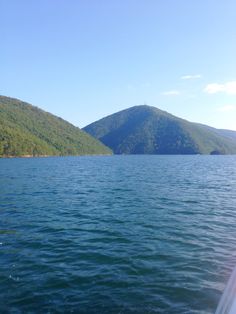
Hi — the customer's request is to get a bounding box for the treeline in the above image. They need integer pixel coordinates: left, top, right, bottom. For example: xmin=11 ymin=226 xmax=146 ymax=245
xmin=0 ymin=96 xmax=111 ymax=157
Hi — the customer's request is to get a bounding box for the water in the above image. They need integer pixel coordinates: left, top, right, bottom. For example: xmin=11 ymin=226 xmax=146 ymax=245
xmin=1 ymin=155 xmax=236 ymax=314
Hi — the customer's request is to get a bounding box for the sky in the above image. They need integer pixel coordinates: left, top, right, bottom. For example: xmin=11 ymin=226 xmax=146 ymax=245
xmin=1 ymin=0 xmax=236 ymax=130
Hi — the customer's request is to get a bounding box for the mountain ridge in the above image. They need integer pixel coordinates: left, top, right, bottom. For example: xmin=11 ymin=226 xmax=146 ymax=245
xmin=83 ymin=105 xmax=236 ymax=155
xmin=0 ymin=95 xmax=112 ymax=157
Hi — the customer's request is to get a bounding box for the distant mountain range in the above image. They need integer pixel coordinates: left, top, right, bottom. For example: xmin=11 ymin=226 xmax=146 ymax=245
xmin=84 ymin=105 xmax=236 ymax=155
xmin=0 ymin=96 xmax=111 ymax=157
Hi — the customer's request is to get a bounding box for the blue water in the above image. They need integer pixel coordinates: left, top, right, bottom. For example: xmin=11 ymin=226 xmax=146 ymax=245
xmin=1 ymin=155 xmax=236 ymax=313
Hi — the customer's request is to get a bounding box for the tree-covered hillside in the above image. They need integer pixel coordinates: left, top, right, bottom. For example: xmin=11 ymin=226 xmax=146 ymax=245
xmin=84 ymin=105 xmax=236 ymax=155
xmin=0 ymin=96 xmax=112 ymax=157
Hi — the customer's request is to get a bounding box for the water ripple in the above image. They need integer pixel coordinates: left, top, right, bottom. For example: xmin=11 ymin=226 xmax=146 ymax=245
xmin=1 ymin=155 xmax=236 ymax=313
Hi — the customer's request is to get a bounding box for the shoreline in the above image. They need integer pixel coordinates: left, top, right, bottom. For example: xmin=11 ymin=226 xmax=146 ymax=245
xmin=0 ymin=154 xmax=112 ymax=158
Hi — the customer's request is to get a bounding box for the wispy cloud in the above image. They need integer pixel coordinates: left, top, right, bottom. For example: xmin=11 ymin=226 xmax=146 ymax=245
xmin=217 ymin=105 xmax=236 ymax=112
xmin=204 ymin=81 xmax=236 ymax=95
xmin=181 ymin=74 xmax=202 ymax=80
xmin=161 ymin=90 xmax=180 ymax=96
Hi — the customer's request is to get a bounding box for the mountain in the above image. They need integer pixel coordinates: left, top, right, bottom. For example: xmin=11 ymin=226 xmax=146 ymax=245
xmin=0 ymin=96 xmax=112 ymax=157
xmin=212 ymin=129 xmax=236 ymax=142
xmin=83 ymin=105 xmax=236 ymax=155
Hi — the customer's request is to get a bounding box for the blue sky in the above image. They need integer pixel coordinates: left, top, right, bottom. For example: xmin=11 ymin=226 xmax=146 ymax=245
xmin=1 ymin=0 xmax=236 ymax=129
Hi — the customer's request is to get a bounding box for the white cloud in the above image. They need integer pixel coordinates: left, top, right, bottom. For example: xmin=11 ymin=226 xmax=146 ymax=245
xmin=162 ymin=90 xmax=180 ymax=96
xmin=204 ymin=83 xmax=224 ymax=94
xmin=204 ymin=81 xmax=236 ymax=95
xmin=217 ymin=105 xmax=236 ymax=112
xmin=181 ymin=74 xmax=202 ymax=80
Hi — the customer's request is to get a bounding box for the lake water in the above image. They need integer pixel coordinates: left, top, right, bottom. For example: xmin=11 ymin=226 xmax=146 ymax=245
xmin=1 ymin=155 xmax=236 ymax=313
